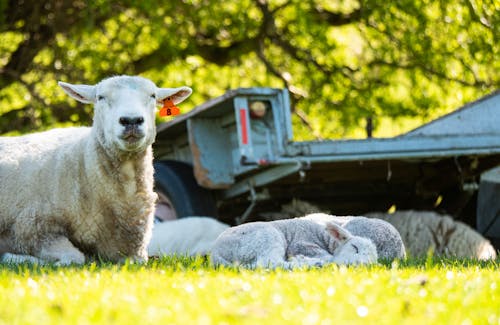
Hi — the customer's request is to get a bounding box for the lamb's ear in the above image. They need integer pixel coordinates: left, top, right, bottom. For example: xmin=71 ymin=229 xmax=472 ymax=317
xmin=156 ymin=86 xmax=192 ymax=105
xmin=58 ymin=81 xmax=96 ymax=104
xmin=325 ymin=222 xmax=352 ymax=242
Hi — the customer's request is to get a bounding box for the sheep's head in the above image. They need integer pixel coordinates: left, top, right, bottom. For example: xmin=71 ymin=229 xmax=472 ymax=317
xmin=59 ymin=76 xmax=192 ymax=153
xmin=325 ymin=222 xmax=378 ymax=265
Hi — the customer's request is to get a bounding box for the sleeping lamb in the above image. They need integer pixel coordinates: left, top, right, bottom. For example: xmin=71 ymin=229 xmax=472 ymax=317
xmin=260 ymin=200 xmax=406 ymax=261
xmin=0 ymin=75 xmax=192 ymax=265
xmin=211 ymin=218 xmax=378 ymax=269
xmin=302 ymin=213 xmax=406 ymax=260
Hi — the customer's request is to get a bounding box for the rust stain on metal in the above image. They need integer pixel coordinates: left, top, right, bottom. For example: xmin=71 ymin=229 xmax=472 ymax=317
xmin=189 ymin=128 xmax=231 ymax=190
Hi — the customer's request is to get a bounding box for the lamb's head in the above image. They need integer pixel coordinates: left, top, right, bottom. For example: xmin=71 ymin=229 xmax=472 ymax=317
xmin=325 ymin=222 xmax=378 ymax=265
xmin=58 ymin=76 xmax=192 ymax=153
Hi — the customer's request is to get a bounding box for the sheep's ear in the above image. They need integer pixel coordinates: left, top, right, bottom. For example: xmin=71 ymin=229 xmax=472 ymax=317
xmin=156 ymin=86 xmax=192 ymax=105
xmin=325 ymin=222 xmax=351 ymax=242
xmin=58 ymin=81 xmax=96 ymax=104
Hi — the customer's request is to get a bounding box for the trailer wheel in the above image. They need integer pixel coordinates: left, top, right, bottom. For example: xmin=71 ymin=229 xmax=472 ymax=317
xmin=154 ymin=160 xmax=218 ymax=219
xmin=477 ymin=167 xmax=500 ymax=249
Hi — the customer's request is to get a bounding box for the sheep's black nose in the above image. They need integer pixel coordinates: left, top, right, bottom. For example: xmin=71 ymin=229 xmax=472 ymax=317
xmin=119 ymin=117 xmax=144 ymax=126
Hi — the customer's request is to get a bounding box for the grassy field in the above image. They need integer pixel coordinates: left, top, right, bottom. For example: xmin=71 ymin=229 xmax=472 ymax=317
xmin=0 ymin=257 xmax=498 ymax=325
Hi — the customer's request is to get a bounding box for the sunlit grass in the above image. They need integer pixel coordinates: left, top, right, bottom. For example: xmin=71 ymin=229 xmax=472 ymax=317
xmin=0 ymin=257 xmax=498 ymax=324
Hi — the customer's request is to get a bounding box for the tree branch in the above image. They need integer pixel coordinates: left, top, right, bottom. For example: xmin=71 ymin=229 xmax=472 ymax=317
xmin=365 ymin=22 xmax=494 ymax=88
xmin=312 ymin=6 xmax=363 ymax=26
xmin=0 ymin=106 xmax=35 ymax=134
xmin=0 ymin=26 xmax=55 ymax=89
xmin=256 ymin=39 xmax=322 ymax=140
xmin=465 ymin=0 xmax=493 ymax=30
xmin=370 ymin=59 xmax=492 ymax=88
xmin=132 ymin=34 xmax=260 ymax=73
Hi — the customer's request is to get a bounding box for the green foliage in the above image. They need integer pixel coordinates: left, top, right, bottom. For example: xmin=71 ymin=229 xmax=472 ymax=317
xmin=0 ymin=256 xmax=499 ymax=324
xmin=0 ymin=0 xmax=498 ymax=138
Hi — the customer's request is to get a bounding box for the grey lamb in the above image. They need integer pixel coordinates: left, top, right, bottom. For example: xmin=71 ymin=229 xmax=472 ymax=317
xmin=302 ymin=213 xmax=406 ymax=260
xmin=211 ymin=218 xmax=378 ymax=269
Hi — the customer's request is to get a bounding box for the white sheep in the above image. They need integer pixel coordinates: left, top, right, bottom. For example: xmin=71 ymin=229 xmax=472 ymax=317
xmin=366 ymin=210 xmax=497 ymax=260
xmin=3 ymin=216 xmax=228 ymax=264
xmin=210 ymin=218 xmax=378 ymax=269
xmin=0 ymin=75 xmax=192 ymax=265
xmin=148 ymin=217 xmax=229 ymax=257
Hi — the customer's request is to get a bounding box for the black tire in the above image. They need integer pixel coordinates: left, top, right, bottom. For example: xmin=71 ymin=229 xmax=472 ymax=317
xmin=154 ymin=160 xmax=218 ymax=218
xmin=477 ymin=178 xmax=500 ymax=248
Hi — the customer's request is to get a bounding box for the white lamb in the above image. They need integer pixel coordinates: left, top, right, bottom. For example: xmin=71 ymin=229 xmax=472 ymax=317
xmin=211 ymin=219 xmax=378 ymax=269
xmin=366 ymin=210 xmax=497 ymax=260
xmin=148 ymin=217 xmax=229 ymax=257
xmin=0 ymin=75 xmax=192 ymax=265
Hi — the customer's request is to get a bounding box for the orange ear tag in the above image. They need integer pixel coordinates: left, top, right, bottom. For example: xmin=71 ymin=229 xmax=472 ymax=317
xmin=159 ymin=98 xmax=181 ymax=117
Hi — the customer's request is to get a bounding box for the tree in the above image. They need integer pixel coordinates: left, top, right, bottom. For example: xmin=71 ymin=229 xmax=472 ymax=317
xmin=0 ymin=0 xmax=498 ymax=138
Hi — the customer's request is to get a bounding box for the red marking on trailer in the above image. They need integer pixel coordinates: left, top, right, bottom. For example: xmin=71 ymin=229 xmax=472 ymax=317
xmin=240 ymin=108 xmax=249 ymax=145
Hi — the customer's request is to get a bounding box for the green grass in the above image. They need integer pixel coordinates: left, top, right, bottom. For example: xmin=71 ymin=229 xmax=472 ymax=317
xmin=0 ymin=257 xmax=499 ymax=325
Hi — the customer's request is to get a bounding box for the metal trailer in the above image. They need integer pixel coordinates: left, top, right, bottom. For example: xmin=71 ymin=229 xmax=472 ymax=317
xmin=152 ymin=88 xmax=500 ymax=246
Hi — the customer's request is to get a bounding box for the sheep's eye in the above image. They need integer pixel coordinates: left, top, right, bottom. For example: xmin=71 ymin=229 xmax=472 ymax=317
xmin=351 ymin=244 xmax=359 ymax=254
xmin=97 ymin=95 xmax=105 ymax=101
xmin=150 ymin=94 xmax=156 ymax=100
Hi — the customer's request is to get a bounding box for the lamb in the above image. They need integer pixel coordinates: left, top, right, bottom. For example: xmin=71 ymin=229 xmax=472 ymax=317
xmin=0 ymin=75 xmax=192 ymax=265
xmin=302 ymin=213 xmax=406 ymax=260
xmin=210 ymin=218 xmax=378 ymax=269
xmin=365 ymin=210 xmax=497 ymax=260
xmin=148 ymin=217 xmax=229 ymax=257
xmin=260 ymin=200 xmax=406 ymax=260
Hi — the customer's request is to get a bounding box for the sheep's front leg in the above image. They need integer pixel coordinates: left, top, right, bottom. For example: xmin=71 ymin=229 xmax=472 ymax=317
xmin=288 ymin=255 xmax=326 ymax=268
xmin=286 ymin=241 xmax=333 ymax=268
xmin=37 ymin=236 xmax=86 ymax=265
xmin=257 ymin=253 xmax=327 ymax=270
xmin=254 ymin=246 xmax=289 ymax=269
xmin=1 ymin=253 xmax=46 ymax=265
